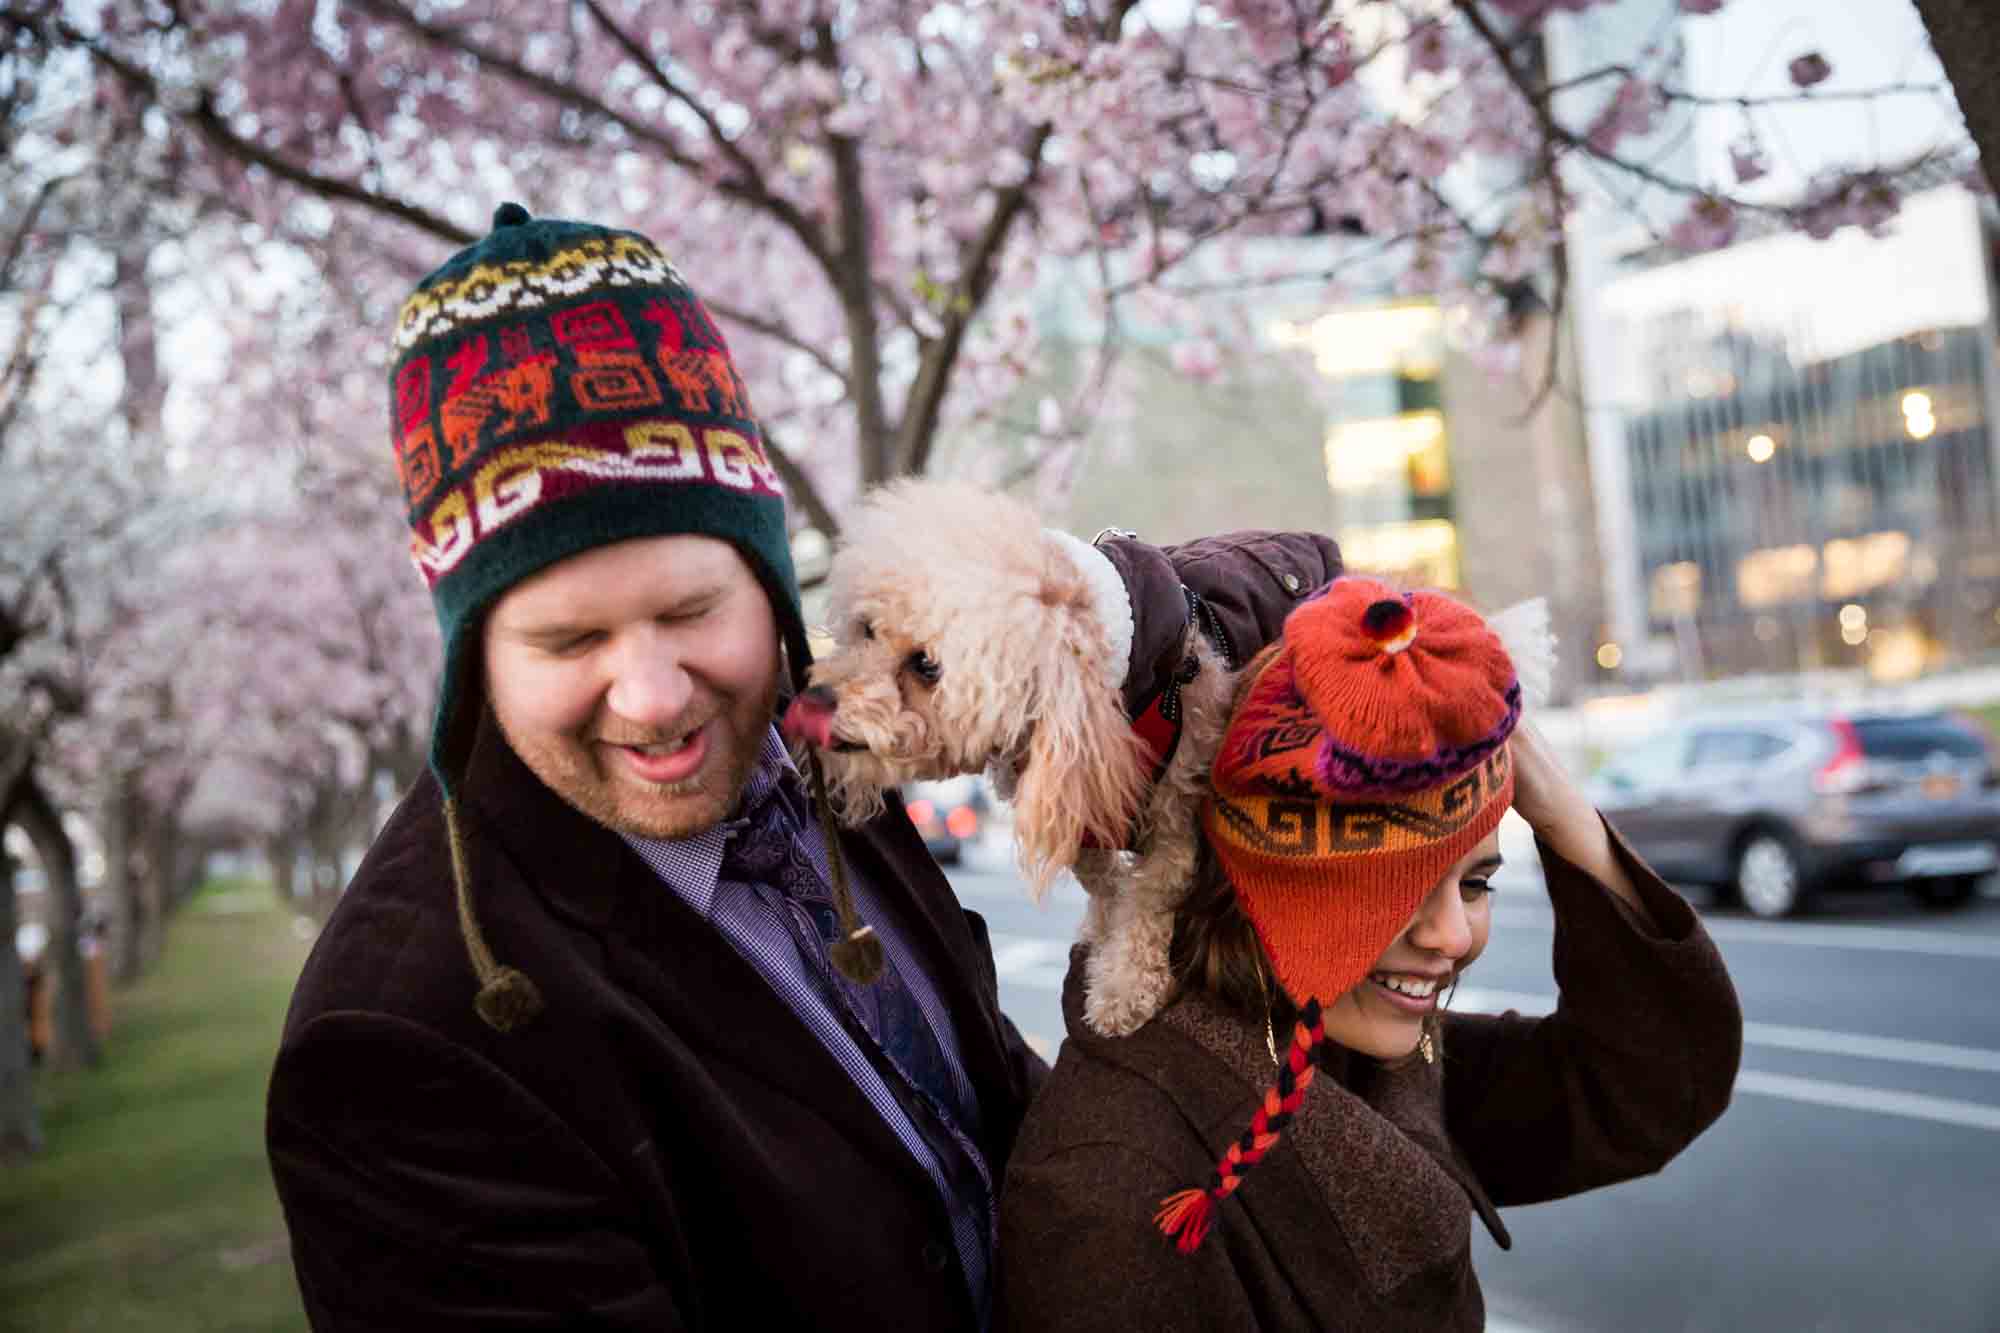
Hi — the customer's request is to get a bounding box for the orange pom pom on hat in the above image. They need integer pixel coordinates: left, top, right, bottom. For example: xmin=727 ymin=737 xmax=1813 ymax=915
xmin=1155 ymin=576 xmax=1521 ymax=1254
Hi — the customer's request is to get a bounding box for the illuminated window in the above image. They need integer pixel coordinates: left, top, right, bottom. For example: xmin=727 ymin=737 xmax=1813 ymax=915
xmin=1271 ymin=302 xmax=1443 ymax=380
xmin=1821 ymin=531 xmax=1910 ymax=600
xmin=1736 ymin=545 xmax=1818 ymax=608
xmin=1650 ymin=562 xmax=1702 ymax=618
xmin=1323 ymin=412 xmax=1448 ymax=494
xmin=1336 ymin=520 xmax=1461 ymax=589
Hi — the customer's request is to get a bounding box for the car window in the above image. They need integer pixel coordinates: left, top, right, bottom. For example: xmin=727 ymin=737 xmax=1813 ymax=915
xmin=1689 ymin=729 xmax=1761 ymax=770
xmin=1600 ymin=730 xmax=1687 ymax=787
xmin=1746 ymin=732 xmax=1792 ymax=760
xmin=1852 ymin=718 xmax=1987 ymax=763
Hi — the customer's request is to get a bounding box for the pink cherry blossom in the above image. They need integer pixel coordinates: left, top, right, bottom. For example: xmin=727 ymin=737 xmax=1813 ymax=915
xmin=1789 ymin=53 xmax=1833 ymax=89
xmin=1170 ymin=340 xmax=1223 ymax=383
xmin=1587 ymin=78 xmax=1664 ymax=155
xmin=1667 ymin=195 xmax=1738 ymax=252
xmin=1729 ymin=139 xmax=1770 ymax=185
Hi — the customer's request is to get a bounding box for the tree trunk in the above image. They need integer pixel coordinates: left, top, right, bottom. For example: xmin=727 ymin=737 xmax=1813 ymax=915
xmin=1914 ymin=0 xmax=2000 ymax=192
xmin=137 ymin=797 xmax=174 ymax=961
xmin=100 ymin=778 xmax=143 ymax=984
xmin=115 ymin=245 xmax=165 ymax=443
xmin=6 ymin=773 xmax=98 ymax=1071
xmin=266 ymin=834 xmax=299 ymax=907
xmin=0 ymin=837 xmax=43 ymax=1161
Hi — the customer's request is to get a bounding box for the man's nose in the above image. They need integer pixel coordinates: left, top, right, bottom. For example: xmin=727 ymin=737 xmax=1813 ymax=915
xmin=604 ymin=630 xmax=694 ymax=725
xmin=1407 ymin=882 xmax=1474 ymax=960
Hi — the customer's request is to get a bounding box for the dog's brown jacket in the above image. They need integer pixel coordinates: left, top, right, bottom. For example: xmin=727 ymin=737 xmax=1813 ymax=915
xmin=999 ymin=826 xmax=1742 ymax=1332
xmin=1095 ymin=530 xmax=1344 ymax=715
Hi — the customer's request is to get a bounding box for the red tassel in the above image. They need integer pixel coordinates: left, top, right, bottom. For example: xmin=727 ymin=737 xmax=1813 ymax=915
xmin=1155 ymin=1188 xmax=1217 ymax=1254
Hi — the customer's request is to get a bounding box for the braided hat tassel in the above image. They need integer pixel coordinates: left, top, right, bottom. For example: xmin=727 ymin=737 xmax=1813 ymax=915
xmin=445 ymin=796 xmax=545 ymax=1032
xmin=1155 ymin=999 xmax=1325 ymax=1254
xmin=804 ymin=746 xmax=885 ymax=984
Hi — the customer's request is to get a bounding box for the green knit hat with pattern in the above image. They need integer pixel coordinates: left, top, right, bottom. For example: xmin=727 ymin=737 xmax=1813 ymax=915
xmin=390 ymin=202 xmax=807 ymax=788
xmin=386 ymin=204 xmax=846 ymax=1031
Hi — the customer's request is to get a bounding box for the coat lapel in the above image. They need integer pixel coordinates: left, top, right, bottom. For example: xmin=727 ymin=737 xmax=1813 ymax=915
xmin=458 ymin=712 xmax=937 ymax=1191
xmin=1076 ymin=967 xmax=1507 ymax=1313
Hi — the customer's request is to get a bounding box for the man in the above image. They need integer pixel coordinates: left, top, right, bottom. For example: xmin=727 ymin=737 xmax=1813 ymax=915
xmin=267 ymin=204 xmax=1340 ymax=1330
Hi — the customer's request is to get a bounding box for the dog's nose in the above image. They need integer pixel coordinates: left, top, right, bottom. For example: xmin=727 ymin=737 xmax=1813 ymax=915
xmin=801 ymin=685 xmax=837 ymax=710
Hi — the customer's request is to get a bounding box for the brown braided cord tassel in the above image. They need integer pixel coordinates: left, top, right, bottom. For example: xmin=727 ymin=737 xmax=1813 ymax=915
xmin=445 ymin=797 xmax=545 ymax=1032
xmin=803 ymin=748 xmax=885 ymax=984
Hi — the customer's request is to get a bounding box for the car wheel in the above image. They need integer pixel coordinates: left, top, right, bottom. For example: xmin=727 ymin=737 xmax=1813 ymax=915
xmin=1735 ymin=833 xmax=1807 ymax=919
xmin=1910 ymin=875 xmax=1979 ymax=911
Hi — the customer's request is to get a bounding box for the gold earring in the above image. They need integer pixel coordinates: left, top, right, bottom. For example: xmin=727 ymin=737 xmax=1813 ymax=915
xmin=1254 ymin=952 xmax=1279 ymax=1071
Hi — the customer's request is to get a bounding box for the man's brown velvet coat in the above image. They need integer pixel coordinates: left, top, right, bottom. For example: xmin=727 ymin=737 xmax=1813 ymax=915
xmin=1000 ymin=828 xmax=1743 ymax=1332
xmin=267 ymin=530 xmax=1343 ymax=1332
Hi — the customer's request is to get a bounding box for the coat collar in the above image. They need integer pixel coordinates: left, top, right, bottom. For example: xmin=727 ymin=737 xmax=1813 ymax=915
xmin=458 ymin=705 xmax=1026 ymax=1134
xmin=1061 ymin=948 xmax=1509 ymax=1301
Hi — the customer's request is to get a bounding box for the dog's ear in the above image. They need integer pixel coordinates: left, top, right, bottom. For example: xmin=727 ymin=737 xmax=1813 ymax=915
xmin=1010 ymin=647 xmax=1150 ymax=899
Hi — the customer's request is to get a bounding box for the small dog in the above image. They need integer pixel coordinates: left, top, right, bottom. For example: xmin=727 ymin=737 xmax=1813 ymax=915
xmin=785 ymin=478 xmax=1557 ymax=1038
xmin=785 ymin=478 xmax=1236 ymax=1036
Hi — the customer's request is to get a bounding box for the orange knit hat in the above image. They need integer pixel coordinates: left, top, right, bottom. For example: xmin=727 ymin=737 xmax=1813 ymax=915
xmin=1204 ymin=576 xmax=1519 ymax=1011
xmin=1156 ymin=576 xmax=1519 ymax=1254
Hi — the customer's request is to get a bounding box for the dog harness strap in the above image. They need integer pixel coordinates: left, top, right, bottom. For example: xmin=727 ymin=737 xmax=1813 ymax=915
xmin=1083 ymin=585 xmax=1214 ymax=852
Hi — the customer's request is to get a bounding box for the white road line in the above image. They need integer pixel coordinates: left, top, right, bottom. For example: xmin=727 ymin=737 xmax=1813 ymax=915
xmin=1488 ymin=908 xmax=2000 ymax=961
xmin=988 ymin=932 xmax=1071 ymax=991
xmin=1484 ymin=1319 xmax=1546 ymax=1333
xmin=1733 ymin=1071 xmax=2000 ymax=1133
xmin=1001 ymin=974 xmax=2000 ymax=1132
xmin=1454 ymin=986 xmax=2000 ymax=1076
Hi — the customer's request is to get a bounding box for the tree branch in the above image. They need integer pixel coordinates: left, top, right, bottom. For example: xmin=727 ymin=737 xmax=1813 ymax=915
xmin=892 ymin=123 xmax=1051 ymax=478
xmin=571 ymin=0 xmax=838 ymax=273
xmin=705 ymin=298 xmax=850 ymax=389
xmin=1911 ymin=0 xmax=2000 ymax=192
xmin=761 ymin=427 xmax=841 ymax=540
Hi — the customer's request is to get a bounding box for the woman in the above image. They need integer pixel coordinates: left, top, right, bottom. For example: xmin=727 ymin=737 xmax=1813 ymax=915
xmin=999 ymin=577 xmax=1742 ymax=1331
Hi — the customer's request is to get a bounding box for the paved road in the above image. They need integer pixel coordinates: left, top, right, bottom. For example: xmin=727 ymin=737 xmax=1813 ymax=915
xmin=951 ymin=834 xmax=2000 ymax=1333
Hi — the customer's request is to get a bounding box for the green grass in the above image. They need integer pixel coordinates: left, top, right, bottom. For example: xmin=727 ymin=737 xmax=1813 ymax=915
xmin=0 ymin=879 xmax=313 ymax=1332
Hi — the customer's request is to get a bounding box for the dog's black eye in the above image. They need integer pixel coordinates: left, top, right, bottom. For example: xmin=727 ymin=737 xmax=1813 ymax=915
xmin=859 ymin=619 xmax=874 ymax=641
xmin=906 ymin=650 xmax=941 ymax=685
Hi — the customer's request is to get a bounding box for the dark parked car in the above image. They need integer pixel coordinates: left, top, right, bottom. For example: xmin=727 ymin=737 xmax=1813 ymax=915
xmin=902 ymin=775 xmax=987 ymax=865
xmin=1590 ymin=709 xmax=2000 ymax=917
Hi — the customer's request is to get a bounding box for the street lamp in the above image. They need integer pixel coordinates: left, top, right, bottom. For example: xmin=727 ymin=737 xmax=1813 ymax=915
xmin=1746 ymin=433 xmax=1776 ymax=463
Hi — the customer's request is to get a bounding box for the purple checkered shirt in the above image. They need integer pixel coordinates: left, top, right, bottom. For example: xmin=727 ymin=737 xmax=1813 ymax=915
xmin=620 ymin=728 xmax=992 ymax=1324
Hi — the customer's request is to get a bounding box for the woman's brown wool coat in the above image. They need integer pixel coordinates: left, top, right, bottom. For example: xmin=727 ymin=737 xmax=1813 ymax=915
xmin=1000 ymin=828 xmax=1744 ymax=1332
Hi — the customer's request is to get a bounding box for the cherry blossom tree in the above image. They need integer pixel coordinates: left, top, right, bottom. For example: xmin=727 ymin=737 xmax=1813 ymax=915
xmin=14 ymin=0 xmax=1976 ymax=537
xmin=1 ymin=0 xmax=1990 ymax=1157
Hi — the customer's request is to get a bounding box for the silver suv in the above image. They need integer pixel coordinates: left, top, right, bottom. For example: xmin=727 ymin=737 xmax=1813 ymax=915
xmin=1591 ymin=710 xmax=2000 ymax=918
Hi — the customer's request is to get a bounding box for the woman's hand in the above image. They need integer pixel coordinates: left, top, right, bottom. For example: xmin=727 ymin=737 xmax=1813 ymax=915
xmin=1509 ymin=721 xmax=1649 ymax=919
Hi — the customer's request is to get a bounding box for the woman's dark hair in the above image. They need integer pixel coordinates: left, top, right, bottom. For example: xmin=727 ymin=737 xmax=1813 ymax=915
xmin=1168 ymin=836 xmax=1298 ymax=1033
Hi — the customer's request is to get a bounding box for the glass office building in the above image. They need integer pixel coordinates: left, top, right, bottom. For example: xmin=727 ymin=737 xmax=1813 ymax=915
xmin=1599 ymin=187 xmax=2000 ymax=680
